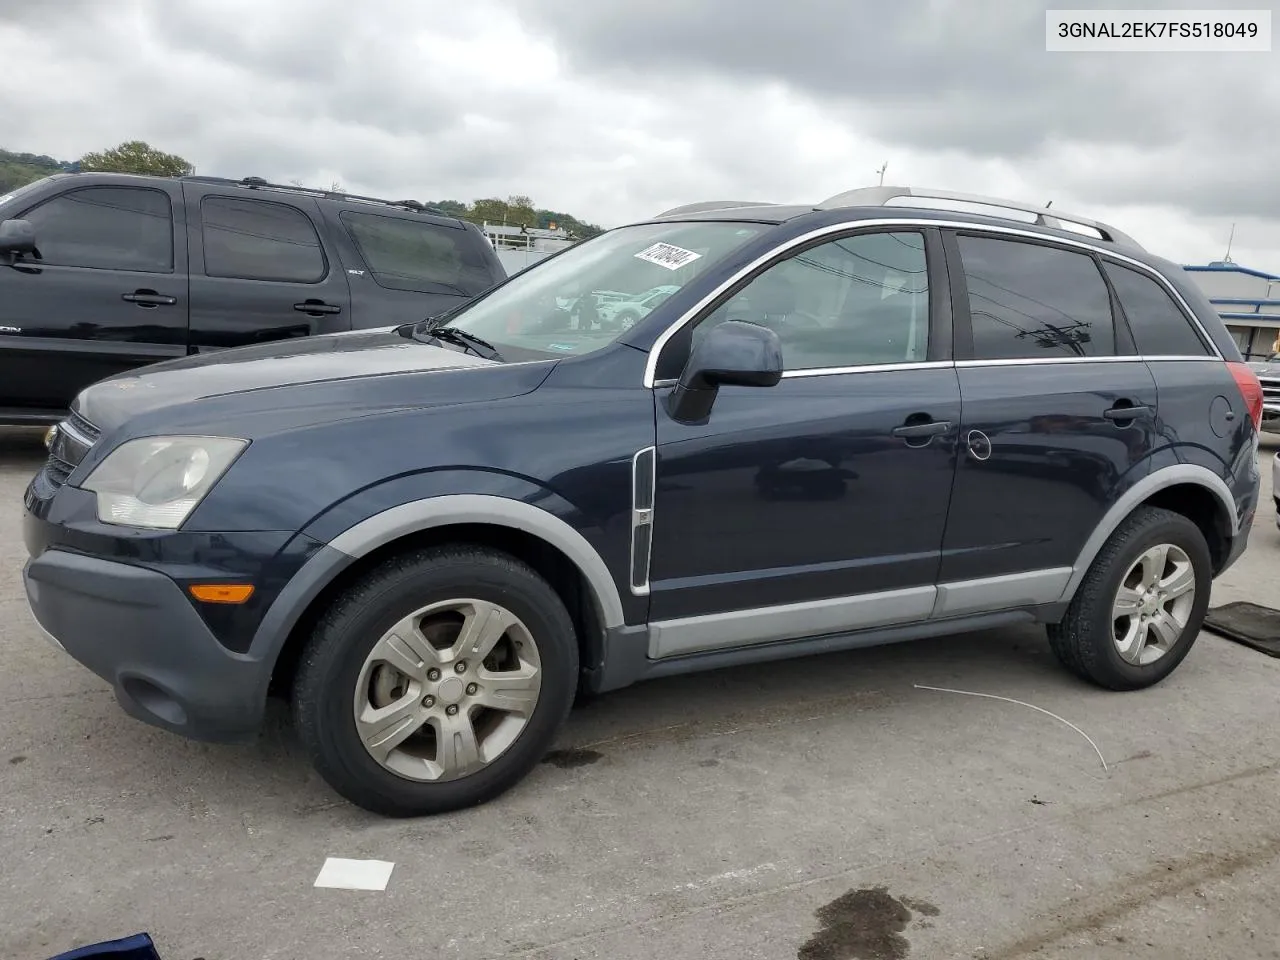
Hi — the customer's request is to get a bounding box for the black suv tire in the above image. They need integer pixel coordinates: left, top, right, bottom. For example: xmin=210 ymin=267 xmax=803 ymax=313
xmin=293 ymin=545 xmax=579 ymax=817
xmin=1047 ymin=506 xmax=1212 ymax=691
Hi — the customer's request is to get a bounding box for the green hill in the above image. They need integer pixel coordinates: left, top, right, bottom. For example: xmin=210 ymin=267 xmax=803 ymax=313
xmin=1 ymin=144 xmax=606 ymax=237
xmin=0 ymin=149 xmax=77 ymax=193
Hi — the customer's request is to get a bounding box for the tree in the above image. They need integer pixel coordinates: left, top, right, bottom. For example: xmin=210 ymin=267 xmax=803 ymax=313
xmin=78 ymin=140 xmax=194 ymax=178
xmin=536 ymin=208 xmax=604 ymax=239
xmin=505 ymin=194 xmax=537 ymax=228
xmin=468 ymin=197 xmax=511 ymax=225
xmin=0 ymin=148 xmax=76 ymax=192
xmin=428 ymin=199 xmax=469 ymax=218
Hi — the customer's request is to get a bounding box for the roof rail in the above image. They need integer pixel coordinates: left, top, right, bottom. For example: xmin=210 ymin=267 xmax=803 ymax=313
xmin=178 ymin=175 xmax=447 ymax=217
xmin=817 ymin=185 xmax=1143 ymax=250
xmin=653 ymin=200 xmax=775 ymax=219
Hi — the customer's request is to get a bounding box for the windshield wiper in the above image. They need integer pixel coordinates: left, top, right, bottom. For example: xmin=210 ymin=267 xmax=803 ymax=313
xmin=424 ymin=325 xmax=504 ymax=362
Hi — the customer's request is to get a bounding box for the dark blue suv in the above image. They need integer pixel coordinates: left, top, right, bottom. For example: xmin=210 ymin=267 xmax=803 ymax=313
xmin=22 ymin=186 xmax=1264 ymax=817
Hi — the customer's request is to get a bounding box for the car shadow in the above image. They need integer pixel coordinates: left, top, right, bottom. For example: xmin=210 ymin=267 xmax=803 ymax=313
xmin=50 ymin=620 xmax=1081 ymax=824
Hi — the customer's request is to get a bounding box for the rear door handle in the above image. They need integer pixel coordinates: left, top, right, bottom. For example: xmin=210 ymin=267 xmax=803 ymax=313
xmin=1103 ymin=404 xmax=1153 ymax=421
xmin=891 ymin=420 xmax=952 ymax=439
xmin=294 ymin=300 xmax=342 ymax=315
xmin=122 ymin=290 xmax=177 ymax=307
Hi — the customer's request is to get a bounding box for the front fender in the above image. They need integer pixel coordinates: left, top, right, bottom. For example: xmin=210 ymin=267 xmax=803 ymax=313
xmin=238 ymin=468 xmax=639 ymax=705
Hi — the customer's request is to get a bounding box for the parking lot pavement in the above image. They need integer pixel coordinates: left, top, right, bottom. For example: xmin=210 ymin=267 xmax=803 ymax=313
xmin=3 ymin=427 xmax=1280 ymax=960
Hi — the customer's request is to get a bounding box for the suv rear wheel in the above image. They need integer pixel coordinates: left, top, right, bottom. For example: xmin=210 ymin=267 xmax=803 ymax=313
xmin=1047 ymin=506 xmax=1212 ymax=691
xmin=293 ymin=545 xmax=579 ymax=816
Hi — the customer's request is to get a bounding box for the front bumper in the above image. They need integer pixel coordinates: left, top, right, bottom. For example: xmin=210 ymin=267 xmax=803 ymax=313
xmin=1263 ymin=404 xmax=1280 ymax=433
xmin=24 ymin=549 xmax=269 ymax=741
xmin=23 ymin=471 xmax=340 ymax=743
xmin=1273 ymin=452 xmax=1280 ymax=529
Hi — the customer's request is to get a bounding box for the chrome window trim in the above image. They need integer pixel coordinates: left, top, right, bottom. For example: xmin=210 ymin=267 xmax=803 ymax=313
xmin=782 ymin=360 xmax=952 ymax=378
xmin=954 ymin=356 xmax=1142 ymax=368
xmin=649 ymin=354 xmax=1222 ymax=389
xmin=641 ymin=216 xmax=1223 ymax=387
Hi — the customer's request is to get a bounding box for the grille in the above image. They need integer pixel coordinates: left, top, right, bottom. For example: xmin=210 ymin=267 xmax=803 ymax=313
xmin=41 ymin=412 xmax=101 ymax=490
xmin=1260 ymin=378 xmax=1280 ymax=403
xmin=65 ymin=410 xmax=101 ymax=444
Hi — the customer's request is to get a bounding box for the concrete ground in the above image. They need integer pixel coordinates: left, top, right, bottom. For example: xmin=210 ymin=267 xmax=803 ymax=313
xmin=3 ymin=427 xmax=1280 ymax=960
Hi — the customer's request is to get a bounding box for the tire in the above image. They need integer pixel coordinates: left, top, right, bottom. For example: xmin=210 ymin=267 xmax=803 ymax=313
xmin=1046 ymin=506 xmax=1212 ymax=691
xmin=293 ymin=545 xmax=579 ymax=817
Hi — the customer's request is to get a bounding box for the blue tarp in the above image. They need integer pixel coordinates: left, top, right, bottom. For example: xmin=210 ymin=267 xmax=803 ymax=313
xmin=46 ymin=933 xmax=163 ymax=960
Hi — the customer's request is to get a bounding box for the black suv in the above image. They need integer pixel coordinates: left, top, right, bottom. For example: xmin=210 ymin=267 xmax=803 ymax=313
xmin=22 ymin=186 xmax=1263 ymax=817
xmin=0 ymin=173 xmax=506 ymax=425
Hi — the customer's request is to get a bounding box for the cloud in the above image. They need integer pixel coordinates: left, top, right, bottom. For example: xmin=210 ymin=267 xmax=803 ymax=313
xmin=1 ymin=0 xmax=1277 ymax=269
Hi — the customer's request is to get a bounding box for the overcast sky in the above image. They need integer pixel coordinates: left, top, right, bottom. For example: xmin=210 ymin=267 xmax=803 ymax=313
xmin=4 ymin=0 xmax=1278 ymax=267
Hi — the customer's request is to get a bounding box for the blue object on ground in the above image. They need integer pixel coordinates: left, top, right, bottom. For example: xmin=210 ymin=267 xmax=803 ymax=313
xmin=46 ymin=933 xmax=162 ymax=960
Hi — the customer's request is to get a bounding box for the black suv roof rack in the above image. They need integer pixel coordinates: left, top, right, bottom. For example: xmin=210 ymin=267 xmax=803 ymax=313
xmin=817 ymin=185 xmax=1144 ymax=250
xmin=179 ymin=175 xmax=447 ymax=217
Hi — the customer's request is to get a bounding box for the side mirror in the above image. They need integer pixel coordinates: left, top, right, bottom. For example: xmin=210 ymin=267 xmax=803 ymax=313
xmin=667 ymin=320 xmax=783 ymax=423
xmin=0 ymin=219 xmax=35 ymax=257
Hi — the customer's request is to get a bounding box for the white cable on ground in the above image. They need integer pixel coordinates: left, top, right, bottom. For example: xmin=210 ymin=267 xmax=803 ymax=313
xmin=913 ymin=683 xmax=1109 ymax=773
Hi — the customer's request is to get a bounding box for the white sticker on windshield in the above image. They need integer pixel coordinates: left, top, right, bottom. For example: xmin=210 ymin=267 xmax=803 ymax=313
xmin=634 ymin=242 xmax=702 ymax=271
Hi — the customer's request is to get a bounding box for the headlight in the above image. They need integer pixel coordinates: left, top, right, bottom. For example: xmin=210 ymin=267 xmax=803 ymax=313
xmin=80 ymin=436 xmax=247 ymax=529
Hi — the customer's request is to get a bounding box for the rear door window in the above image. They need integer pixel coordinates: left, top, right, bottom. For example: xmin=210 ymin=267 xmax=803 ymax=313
xmin=201 ymin=196 xmax=326 ymax=283
xmin=1102 ymin=261 xmax=1212 ymax=357
xmin=340 ymin=211 xmax=497 ymax=297
xmin=21 ymin=186 xmax=173 ymax=272
xmin=955 ymin=234 xmax=1116 ymax=360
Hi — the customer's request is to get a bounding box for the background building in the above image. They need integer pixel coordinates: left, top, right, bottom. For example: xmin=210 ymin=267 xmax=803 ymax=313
xmin=481 ymin=222 xmax=575 ymax=275
xmin=1183 ymin=261 xmax=1280 ymax=360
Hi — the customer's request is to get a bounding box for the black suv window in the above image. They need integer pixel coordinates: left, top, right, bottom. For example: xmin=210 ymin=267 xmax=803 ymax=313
xmin=21 ymin=187 xmax=173 ymax=272
xmin=1103 ymin=261 xmax=1211 ymax=357
xmin=956 ymin=234 xmax=1115 ymax=360
xmin=340 ymin=211 xmax=496 ymax=297
xmin=201 ymin=196 xmax=326 ymax=283
xmin=693 ymin=231 xmax=930 ymax=371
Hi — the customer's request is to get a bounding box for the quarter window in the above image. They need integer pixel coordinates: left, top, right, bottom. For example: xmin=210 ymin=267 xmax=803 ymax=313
xmin=956 ymin=235 xmax=1116 ymax=360
xmin=22 ymin=187 xmax=173 ymax=272
xmin=691 ymin=231 xmax=930 ymax=372
xmin=340 ymin=211 xmax=497 ymax=297
xmin=1103 ymin=261 xmax=1211 ymax=357
xmin=201 ymin=196 xmax=326 ymax=283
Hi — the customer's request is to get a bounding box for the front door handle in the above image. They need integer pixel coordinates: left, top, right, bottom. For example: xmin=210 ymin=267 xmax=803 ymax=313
xmin=294 ymin=300 xmax=342 ymax=316
xmin=891 ymin=419 xmax=952 ymax=439
xmin=122 ymin=290 xmax=177 ymax=307
xmin=1103 ymin=403 xmax=1153 ymax=421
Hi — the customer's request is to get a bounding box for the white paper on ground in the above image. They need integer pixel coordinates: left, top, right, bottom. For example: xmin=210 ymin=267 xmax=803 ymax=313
xmin=314 ymin=857 xmax=396 ymax=891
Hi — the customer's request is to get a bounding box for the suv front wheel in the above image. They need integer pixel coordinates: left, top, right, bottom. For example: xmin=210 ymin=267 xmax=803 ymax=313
xmin=293 ymin=545 xmax=579 ymax=816
xmin=1047 ymin=506 xmax=1212 ymax=691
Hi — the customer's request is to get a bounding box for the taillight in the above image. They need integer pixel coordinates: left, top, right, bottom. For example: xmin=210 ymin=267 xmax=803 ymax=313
xmin=1228 ymin=361 xmax=1264 ymax=432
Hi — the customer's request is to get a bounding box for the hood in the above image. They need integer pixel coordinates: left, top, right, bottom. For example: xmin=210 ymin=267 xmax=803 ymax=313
xmin=75 ymin=326 xmax=495 ymax=427
xmin=1248 ymin=359 xmax=1280 ymax=379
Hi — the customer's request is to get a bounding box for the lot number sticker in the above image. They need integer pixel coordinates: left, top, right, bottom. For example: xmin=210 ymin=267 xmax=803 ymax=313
xmin=634 ymin=242 xmax=702 ymax=271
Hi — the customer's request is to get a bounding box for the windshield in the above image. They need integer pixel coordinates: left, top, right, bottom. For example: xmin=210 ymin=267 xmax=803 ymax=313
xmin=430 ymin=220 xmax=768 ymax=358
